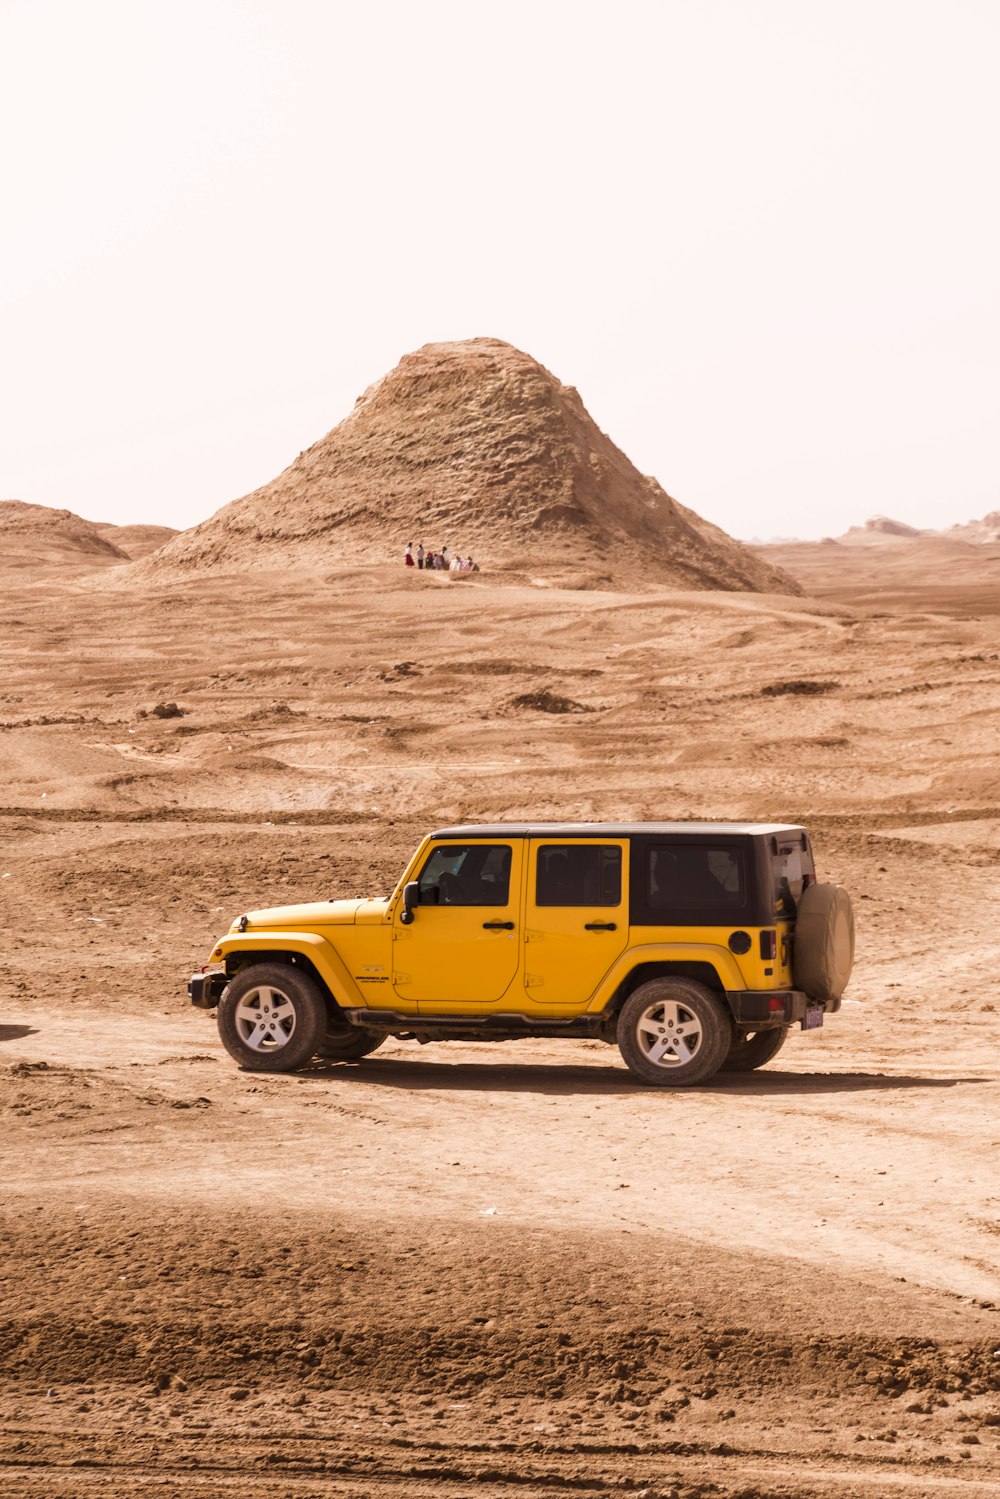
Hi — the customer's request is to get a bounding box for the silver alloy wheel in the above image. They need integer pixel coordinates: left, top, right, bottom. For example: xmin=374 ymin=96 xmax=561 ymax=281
xmin=635 ymin=999 xmax=704 ymax=1069
xmin=233 ymin=984 xmax=297 ymax=1052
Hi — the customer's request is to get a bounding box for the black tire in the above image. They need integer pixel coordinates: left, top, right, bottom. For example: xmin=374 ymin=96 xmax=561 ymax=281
xmin=720 ymin=1025 xmax=789 ymax=1072
xmin=317 ymin=1024 xmax=384 ymax=1062
xmin=616 ymin=978 xmax=732 ymax=1087
xmin=217 ymin=962 xmax=328 ymax=1073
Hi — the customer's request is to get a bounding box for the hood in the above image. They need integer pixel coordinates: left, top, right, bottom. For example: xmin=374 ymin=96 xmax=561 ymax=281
xmin=238 ymin=898 xmax=365 ymax=929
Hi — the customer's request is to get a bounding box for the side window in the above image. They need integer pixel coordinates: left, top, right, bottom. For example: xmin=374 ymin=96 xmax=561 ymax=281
xmin=536 ymin=844 xmax=622 ymax=906
xmin=647 ymin=844 xmax=746 ymax=912
xmin=770 ymin=834 xmax=814 ymax=914
xmin=417 ymin=844 xmax=512 ymax=906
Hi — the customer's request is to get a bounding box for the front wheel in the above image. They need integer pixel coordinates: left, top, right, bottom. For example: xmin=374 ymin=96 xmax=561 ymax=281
xmin=217 ymin=963 xmax=328 ymax=1072
xmin=720 ymin=1025 xmax=789 ymax=1072
xmin=616 ymin=978 xmax=732 ymax=1087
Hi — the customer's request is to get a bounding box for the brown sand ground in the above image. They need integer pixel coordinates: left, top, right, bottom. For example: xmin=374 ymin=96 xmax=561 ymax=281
xmin=1 ymin=558 xmax=998 ymax=1497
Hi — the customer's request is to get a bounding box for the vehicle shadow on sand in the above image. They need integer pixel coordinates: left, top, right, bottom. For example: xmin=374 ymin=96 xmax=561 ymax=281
xmin=0 ymin=1024 xmax=39 ymax=1043
xmin=298 ymin=1057 xmax=986 ymax=1097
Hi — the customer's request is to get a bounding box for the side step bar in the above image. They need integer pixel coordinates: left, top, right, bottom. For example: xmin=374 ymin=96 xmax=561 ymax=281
xmin=339 ymin=1007 xmax=608 ymax=1039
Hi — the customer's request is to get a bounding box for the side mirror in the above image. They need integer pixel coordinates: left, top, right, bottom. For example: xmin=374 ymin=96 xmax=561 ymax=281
xmin=400 ymin=881 xmax=419 ymax=925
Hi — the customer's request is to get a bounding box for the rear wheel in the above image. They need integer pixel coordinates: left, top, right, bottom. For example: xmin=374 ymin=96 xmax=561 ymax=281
xmin=616 ymin=978 xmax=732 ymax=1087
xmin=217 ymin=963 xmax=328 ymax=1072
xmin=720 ymin=1025 xmax=789 ymax=1072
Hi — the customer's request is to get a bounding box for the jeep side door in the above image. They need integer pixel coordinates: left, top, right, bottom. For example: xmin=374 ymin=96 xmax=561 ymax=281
xmin=520 ymin=839 xmax=629 ymax=1006
xmin=391 ymin=839 xmax=523 ymax=1007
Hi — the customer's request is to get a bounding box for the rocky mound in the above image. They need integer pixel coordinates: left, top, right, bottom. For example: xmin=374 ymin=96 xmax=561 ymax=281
xmin=839 ymin=515 xmax=928 ymax=545
xmin=137 ymin=339 xmax=798 ymax=593
xmin=865 ymin=515 xmax=925 ymax=537
xmin=0 ymin=499 xmax=129 ymax=573
xmin=946 ymin=508 xmax=1000 ymax=545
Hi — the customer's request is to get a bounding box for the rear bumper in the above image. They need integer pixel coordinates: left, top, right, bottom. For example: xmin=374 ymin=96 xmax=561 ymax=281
xmin=189 ymin=969 xmax=228 ymax=1010
xmin=726 ymin=989 xmax=821 ymax=1026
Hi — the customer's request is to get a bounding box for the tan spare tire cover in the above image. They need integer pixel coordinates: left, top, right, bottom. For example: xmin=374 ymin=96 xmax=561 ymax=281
xmin=793 ymin=883 xmax=855 ymax=1001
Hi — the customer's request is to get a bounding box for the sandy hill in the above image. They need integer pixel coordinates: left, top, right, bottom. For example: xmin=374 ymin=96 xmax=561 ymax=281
xmin=136 ymin=338 xmax=797 ymax=593
xmin=93 ymin=522 xmax=179 ymax=560
xmin=0 ymin=499 xmax=130 ymax=573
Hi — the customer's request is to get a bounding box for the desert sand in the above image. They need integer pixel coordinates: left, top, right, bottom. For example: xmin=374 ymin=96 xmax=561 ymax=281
xmin=2 ymin=548 xmax=998 ymax=1499
xmin=2 ymin=341 xmax=998 ymax=1496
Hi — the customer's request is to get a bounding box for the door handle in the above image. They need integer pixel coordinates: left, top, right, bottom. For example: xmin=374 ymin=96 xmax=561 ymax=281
xmin=584 ymin=921 xmax=617 ymax=931
xmin=482 ymin=920 xmax=515 ymax=930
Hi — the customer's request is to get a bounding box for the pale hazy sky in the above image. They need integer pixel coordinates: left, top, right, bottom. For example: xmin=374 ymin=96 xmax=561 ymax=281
xmin=2 ymin=0 xmax=998 ymax=540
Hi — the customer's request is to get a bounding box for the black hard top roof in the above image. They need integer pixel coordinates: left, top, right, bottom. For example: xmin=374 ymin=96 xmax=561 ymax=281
xmin=430 ymin=822 xmax=806 ymax=840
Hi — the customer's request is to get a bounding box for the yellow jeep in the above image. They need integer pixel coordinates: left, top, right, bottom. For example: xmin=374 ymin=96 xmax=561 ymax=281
xmin=189 ymin=822 xmax=854 ymax=1087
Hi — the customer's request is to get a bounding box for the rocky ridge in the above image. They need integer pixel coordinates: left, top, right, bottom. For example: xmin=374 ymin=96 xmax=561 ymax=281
xmin=947 ymin=508 xmax=1000 ymax=545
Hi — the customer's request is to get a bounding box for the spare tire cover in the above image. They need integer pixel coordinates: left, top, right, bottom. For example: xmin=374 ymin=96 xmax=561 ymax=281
xmin=792 ymin=882 xmax=855 ymax=1001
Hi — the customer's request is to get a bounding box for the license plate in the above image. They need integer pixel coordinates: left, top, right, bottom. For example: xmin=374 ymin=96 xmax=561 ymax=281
xmin=803 ymin=1005 xmax=824 ymax=1030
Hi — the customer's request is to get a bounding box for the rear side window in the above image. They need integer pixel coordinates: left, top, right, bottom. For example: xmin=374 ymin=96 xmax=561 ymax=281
xmin=418 ymin=844 xmax=512 ymax=906
xmin=536 ymin=844 xmax=622 ymax=906
xmin=769 ymin=833 xmax=815 ymax=915
xmin=646 ymin=844 xmax=746 ymax=913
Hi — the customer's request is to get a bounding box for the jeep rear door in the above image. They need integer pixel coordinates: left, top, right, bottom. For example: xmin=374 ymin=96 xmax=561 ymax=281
xmin=520 ymin=838 xmax=629 ymax=1006
xmin=391 ymin=839 xmax=523 ymax=1006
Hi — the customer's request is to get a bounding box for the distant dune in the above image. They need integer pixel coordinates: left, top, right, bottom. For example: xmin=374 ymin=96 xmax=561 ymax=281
xmin=93 ymin=522 xmax=179 ymax=560
xmin=1 ymin=499 xmax=129 ymax=573
xmin=755 ymin=527 xmax=1000 ymax=613
xmin=0 ymin=501 xmax=179 ymax=573
xmin=763 ymin=508 xmax=1000 ymax=550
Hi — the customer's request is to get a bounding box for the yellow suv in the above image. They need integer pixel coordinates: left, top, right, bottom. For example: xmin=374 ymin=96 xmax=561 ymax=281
xmin=189 ymin=822 xmax=854 ymax=1087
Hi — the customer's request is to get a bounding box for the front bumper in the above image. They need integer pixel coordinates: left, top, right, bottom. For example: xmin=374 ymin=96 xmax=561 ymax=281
xmin=727 ymin=989 xmax=828 ymax=1027
xmin=189 ymin=969 xmax=228 ymax=1010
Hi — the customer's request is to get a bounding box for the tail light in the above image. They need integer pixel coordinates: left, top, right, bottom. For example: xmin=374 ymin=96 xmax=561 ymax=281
xmin=759 ymin=929 xmax=777 ymax=960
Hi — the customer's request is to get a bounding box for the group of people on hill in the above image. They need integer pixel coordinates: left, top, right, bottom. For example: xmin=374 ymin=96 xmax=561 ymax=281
xmin=405 ymin=542 xmax=479 ymax=574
